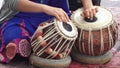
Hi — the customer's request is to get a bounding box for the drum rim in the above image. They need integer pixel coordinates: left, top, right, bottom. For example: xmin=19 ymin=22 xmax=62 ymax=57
xmin=29 ymin=54 xmax=71 ymax=68
xmin=71 ymin=46 xmax=112 ymax=64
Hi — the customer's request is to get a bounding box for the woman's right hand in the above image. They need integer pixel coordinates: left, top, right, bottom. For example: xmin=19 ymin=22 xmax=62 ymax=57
xmin=41 ymin=5 xmax=70 ymax=23
xmin=81 ymin=6 xmax=98 ymax=20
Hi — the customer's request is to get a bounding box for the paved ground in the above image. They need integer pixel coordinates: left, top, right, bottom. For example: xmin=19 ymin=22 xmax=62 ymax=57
xmin=0 ymin=0 xmax=120 ymax=68
xmin=101 ymin=0 xmax=120 ymax=7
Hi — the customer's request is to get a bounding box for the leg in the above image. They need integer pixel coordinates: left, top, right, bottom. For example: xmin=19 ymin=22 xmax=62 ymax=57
xmin=6 ymin=42 xmax=16 ymax=60
xmin=5 ymin=38 xmax=31 ymax=60
xmin=0 ymin=18 xmax=31 ymax=61
xmin=17 ymin=39 xmax=31 ymax=57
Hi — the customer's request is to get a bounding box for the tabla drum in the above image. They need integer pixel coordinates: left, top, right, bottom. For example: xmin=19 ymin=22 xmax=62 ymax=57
xmin=70 ymin=7 xmax=118 ymax=64
xmin=29 ymin=18 xmax=78 ymax=68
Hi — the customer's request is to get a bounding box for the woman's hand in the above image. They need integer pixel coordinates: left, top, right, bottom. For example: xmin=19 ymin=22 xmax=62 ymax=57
xmin=42 ymin=5 xmax=70 ymax=23
xmin=81 ymin=6 xmax=99 ymax=20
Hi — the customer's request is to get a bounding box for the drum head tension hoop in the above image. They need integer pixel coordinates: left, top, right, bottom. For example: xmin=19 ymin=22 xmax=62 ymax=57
xmin=63 ymin=22 xmax=72 ymax=32
xmin=84 ymin=16 xmax=97 ymax=22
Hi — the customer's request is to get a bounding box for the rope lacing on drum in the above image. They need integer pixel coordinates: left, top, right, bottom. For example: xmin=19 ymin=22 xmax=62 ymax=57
xmin=100 ymin=28 xmax=104 ymax=55
xmin=108 ymin=25 xmax=114 ymax=50
xmin=78 ymin=28 xmax=83 ymax=54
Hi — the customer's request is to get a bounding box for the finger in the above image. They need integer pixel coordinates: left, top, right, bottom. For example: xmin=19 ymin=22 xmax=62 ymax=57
xmin=84 ymin=10 xmax=90 ymax=19
xmin=58 ymin=12 xmax=66 ymax=23
xmin=55 ymin=14 xmax=62 ymax=22
xmin=58 ymin=13 xmax=68 ymax=23
xmin=60 ymin=15 xmax=66 ymax=23
xmin=60 ymin=9 xmax=70 ymax=23
xmin=95 ymin=7 xmax=99 ymax=13
xmin=81 ymin=12 xmax=85 ymax=17
xmin=58 ymin=10 xmax=69 ymax=23
xmin=89 ymin=10 xmax=94 ymax=20
xmin=64 ymin=12 xmax=70 ymax=23
xmin=92 ymin=8 xmax=96 ymax=16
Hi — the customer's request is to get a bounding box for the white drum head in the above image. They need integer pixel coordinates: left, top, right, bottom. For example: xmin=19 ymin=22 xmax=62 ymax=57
xmin=54 ymin=19 xmax=78 ymax=40
xmin=71 ymin=7 xmax=113 ymax=30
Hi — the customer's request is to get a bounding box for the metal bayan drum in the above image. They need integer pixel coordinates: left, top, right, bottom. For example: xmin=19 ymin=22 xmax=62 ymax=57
xmin=71 ymin=7 xmax=118 ymax=64
xmin=29 ymin=19 xmax=78 ymax=68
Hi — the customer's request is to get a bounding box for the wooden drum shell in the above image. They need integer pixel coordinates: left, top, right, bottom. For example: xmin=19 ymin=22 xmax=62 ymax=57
xmin=75 ymin=22 xmax=118 ymax=56
xmin=30 ymin=19 xmax=78 ymax=67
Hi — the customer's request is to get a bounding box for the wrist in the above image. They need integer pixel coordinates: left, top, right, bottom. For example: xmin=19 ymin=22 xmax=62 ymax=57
xmin=81 ymin=0 xmax=93 ymax=9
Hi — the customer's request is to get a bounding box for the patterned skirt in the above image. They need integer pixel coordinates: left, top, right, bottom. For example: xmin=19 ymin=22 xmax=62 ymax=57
xmin=0 ymin=14 xmax=53 ymax=53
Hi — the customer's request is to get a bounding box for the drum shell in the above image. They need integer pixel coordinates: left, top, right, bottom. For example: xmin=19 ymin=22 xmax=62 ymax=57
xmin=75 ymin=22 xmax=118 ymax=56
xmin=31 ymin=19 xmax=78 ymax=59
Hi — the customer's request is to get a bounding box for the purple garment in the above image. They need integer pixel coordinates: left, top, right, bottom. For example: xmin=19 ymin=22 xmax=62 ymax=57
xmin=0 ymin=0 xmax=70 ymax=51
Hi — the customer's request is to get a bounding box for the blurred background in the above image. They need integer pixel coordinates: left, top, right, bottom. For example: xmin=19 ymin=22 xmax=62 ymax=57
xmin=101 ymin=0 xmax=120 ymax=7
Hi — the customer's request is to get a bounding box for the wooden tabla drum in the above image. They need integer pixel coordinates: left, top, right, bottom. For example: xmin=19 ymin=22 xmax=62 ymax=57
xmin=29 ymin=19 xmax=78 ymax=68
xmin=71 ymin=7 xmax=118 ymax=64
